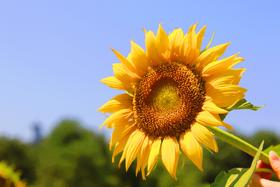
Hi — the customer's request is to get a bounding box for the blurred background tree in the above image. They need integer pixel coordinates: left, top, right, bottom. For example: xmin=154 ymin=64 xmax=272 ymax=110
xmin=0 ymin=137 xmax=36 ymax=184
xmin=0 ymin=119 xmax=279 ymax=187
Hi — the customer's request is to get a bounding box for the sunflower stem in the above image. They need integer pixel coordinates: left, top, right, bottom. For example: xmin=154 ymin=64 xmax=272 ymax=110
xmin=207 ymin=126 xmax=269 ymax=164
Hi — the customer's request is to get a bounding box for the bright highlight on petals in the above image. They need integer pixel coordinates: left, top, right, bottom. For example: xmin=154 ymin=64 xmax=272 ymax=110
xmin=100 ymin=24 xmax=246 ymax=179
xmin=0 ymin=162 xmax=26 ymax=187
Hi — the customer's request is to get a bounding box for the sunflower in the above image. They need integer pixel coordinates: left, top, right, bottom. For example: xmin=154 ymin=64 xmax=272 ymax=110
xmin=99 ymin=24 xmax=246 ymax=179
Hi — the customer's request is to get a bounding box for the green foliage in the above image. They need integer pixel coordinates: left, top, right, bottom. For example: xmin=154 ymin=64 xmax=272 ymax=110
xmin=0 ymin=137 xmax=36 ymax=183
xmin=34 ymin=120 xmax=122 ymax=187
xmin=211 ymin=141 xmax=264 ymax=187
xmin=0 ymin=119 xmax=279 ymax=187
xmin=251 ymin=131 xmax=280 ymax=148
xmin=0 ymin=162 xmax=21 ymax=183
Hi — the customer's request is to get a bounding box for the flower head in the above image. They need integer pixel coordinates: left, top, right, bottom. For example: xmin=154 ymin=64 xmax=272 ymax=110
xmin=100 ymin=24 xmax=246 ymax=179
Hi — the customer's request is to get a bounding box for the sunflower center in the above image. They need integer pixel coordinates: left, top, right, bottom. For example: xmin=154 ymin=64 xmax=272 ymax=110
xmin=151 ymin=80 xmax=181 ymax=112
xmin=133 ymin=63 xmax=205 ymax=139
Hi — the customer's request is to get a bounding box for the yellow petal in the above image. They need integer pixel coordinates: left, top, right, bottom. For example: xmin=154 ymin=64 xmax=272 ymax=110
xmin=191 ymin=123 xmax=218 ymax=152
xmin=112 ymin=131 xmax=131 ymax=163
xmin=205 ymin=69 xmax=245 ymax=87
xmin=127 ymin=41 xmax=149 ymax=76
xmin=180 ymin=24 xmax=200 ymax=64
xmin=202 ymin=97 xmax=228 ymax=114
xmin=187 ymin=23 xmax=198 ymax=49
xmin=205 ymin=32 xmax=215 ymax=50
xmin=205 ymin=68 xmax=245 ymax=85
xmin=180 ymin=131 xmax=203 ymax=170
xmin=112 ymin=48 xmax=136 ymax=72
xmin=196 ymin=25 xmax=207 ymax=50
xmin=102 ymin=109 xmax=132 ymax=128
xmin=100 ymin=76 xmax=125 ymax=90
xmin=156 ymin=24 xmax=169 ymax=54
xmin=135 ymin=137 xmax=147 ymax=175
xmin=207 ymin=82 xmax=247 ymax=95
xmin=99 ymin=94 xmax=132 ymax=113
xmin=135 ymin=136 xmax=151 ymax=177
xmin=145 ymin=31 xmax=162 ymax=66
xmin=169 ymin=29 xmax=184 ymax=62
xmin=123 ymin=130 xmax=145 ymax=171
xmin=196 ymin=43 xmax=230 ymax=69
xmin=196 ymin=111 xmax=232 ymax=129
xmin=202 ymin=54 xmax=244 ymax=76
xmin=206 ymin=83 xmax=246 ymax=108
xmin=105 ymin=117 xmax=129 ymax=129
xmin=110 ymin=122 xmax=136 ymax=150
xmin=112 ymin=63 xmax=140 ymax=85
xmin=161 ymin=137 xmax=179 ymax=179
xmin=169 ymin=28 xmax=184 ymax=47
xmin=147 ymin=139 xmax=161 ymax=175
xmin=140 ymin=140 xmax=152 ymax=180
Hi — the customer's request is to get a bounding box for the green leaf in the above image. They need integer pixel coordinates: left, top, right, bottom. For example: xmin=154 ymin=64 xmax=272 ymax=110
xmin=234 ymin=141 xmax=264 ymax=186
xmin=219 ymin=99 xmax=261 ymax=121
xmin=210 ymin=168 xmax=246 ymax=187
xmin=229 ymin=99 xmax=262 ymax=111
xmin=211 ymin=141 xmax=264 ymax=187
xmin=264 ymin=144 xmax=280 ymax=155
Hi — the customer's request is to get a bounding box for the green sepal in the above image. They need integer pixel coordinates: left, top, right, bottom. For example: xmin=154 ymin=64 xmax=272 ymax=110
xmin=210 ymin=141 xmax=264 ymax=187
xmin=228 ymin=99 xmax=262 ymax=111
xmin=219 ymin=99 xmax=261 ymax=120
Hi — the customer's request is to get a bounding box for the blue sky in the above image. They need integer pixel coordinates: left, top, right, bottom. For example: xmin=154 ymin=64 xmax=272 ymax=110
xmin=0 ymin=0 xmax=280 ymax=141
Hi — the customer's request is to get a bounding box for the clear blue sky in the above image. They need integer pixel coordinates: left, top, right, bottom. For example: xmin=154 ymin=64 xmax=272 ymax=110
xmin=0 ymin=0 xmax=280 ymax=141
